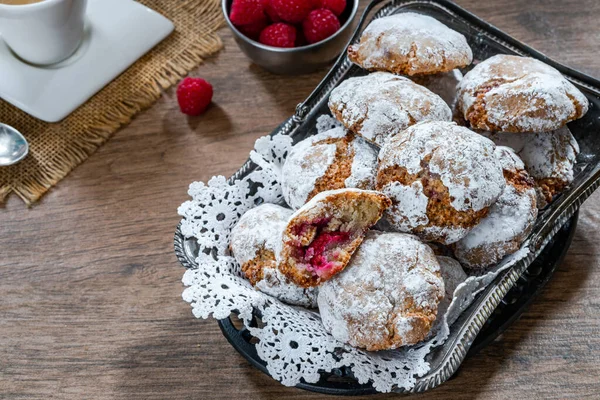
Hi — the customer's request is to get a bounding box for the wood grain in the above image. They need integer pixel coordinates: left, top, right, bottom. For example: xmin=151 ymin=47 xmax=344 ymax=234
xmin=1 ymin=0 xmax=600 ymax=398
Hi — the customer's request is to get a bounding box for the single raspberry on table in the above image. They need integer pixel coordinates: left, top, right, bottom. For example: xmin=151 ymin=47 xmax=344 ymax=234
xmin=317 ymin=0 xmax=345 ymax=16
xmin=270 ymin=0 xmax=315 ymax=24
xmin=177 ymin=77 xmax=213 ymax=116
xmin=302 ymin=8 xmax=341 ymax=44
xmin=259 ymin=23 xmax=297 ymax=48
xmin=229 ymin=0 xmax=268 ymax=26
xmin=237 ymin=17 xmax=268 ymax=40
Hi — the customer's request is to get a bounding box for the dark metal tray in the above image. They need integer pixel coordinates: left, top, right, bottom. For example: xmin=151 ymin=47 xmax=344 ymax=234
xmin=175 ymin=0 xmax=600 ymax=394
xmin=214 ymin=211 xmax=578 ymax=395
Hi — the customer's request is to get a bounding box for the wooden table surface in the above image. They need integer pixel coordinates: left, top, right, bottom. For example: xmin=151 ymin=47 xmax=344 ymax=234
xmin=2 ymin=0 xmax=600 ymax=398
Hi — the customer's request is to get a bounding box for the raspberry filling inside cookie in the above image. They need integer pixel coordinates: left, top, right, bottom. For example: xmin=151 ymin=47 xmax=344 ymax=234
xmin=304 ymin=231 xmax=351 ymax=275
xmin=280 ymin=189 xmax=392 ymax=287
xmin=290 ymin=219 xmax=353 ymax=278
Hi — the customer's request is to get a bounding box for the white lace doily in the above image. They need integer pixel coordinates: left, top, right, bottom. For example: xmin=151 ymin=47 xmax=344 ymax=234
xmin=178 ymin=116 xmax=528 ymax=393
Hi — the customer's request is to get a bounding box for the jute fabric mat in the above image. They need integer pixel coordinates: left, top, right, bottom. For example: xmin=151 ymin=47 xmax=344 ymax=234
xmin=0 ymin=0 xmax=224 ymax=205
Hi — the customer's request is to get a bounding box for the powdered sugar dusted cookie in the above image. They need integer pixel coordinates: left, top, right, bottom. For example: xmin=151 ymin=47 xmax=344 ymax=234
xmin=348 ymin=13 xmax=473 ymax=76
xmin=376 ymin=121 xmax=505 ymax=244
xmin=281 ymin=127 xmax=378 ymax=209
xmin=435 ymin=256 xmax=467 ymax=327
xmin=230 ymin=204 xmax=318 ymax=307
xmin=479 ymin=127 xmax=579 ymax=208
xmin=438 ymin=256 xmax=467 ymax=299
xmin=457 ymin=55 xmax=589 ymax=132
xmin=279 ymin=188 xmax=391 ymax=287
xmin=328 ymin=72 xmax=452 ymax=146
xmin=454 ymin=147 xmax=538 ymax=270
xmin=318 ymin=231 xmax=444 ymax=351
xmin=411 ymin=69 xmax=463 ymax=108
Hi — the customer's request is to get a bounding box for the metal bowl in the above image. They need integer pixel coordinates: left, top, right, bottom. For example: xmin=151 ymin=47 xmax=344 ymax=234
xmin=222 ymin=0 xmax=359 ymax=75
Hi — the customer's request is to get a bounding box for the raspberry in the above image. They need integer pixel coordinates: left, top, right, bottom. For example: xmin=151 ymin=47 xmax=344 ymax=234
xmin=270 ymin=0 xmax=314 ymax=24
xmin=229 ymin=0 xmax=267 ymax=26
xmin=237 ymin=17 xmax=268 ymax=40
xmin=259 ymin=23 xmax=297 ymax=48
xmin=264 ymin=0 xmax=282 ymax=22
xmin=317 ymin=0 xmax=345 ymax=16
xmin=177 ymin=77 xmax=213 ymax=116
xmin=302 ymin=8 xmax=340 ymax=44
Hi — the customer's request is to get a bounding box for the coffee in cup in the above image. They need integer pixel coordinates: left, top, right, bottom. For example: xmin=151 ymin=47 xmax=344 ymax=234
xmin=0 ymin=0 xmax=45 ymax=5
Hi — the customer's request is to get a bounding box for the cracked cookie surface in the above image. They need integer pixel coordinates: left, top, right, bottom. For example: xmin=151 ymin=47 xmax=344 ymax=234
xmin=281 ymin=127 xmax=378 ymax=210
xmin=376 ymin=121 xmax=505 ymax=244
xmin=230 ymin=204 xmax=318 ymax=307
xmin=348 ymin=12 xmax=473 ymax=76
xmin=457 ymin=55 xmax=589 ymax=132
xmin=318 ymin=231 xmax=444 ymax=351
xmin=453 ymin=146 xmax=538 ymax=270
xmin=478 ymin=127 xmax=579 ymax=208
xmin=329 ymin=72 xmax=451 ymax=146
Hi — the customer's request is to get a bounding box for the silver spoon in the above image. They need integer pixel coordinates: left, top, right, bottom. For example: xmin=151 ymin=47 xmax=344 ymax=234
xmin=0 ymin=123 xmax=28 ymax=166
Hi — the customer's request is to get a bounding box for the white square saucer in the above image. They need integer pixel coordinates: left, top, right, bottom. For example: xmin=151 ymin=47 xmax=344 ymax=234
xmin=0 ymin=0 xmax=174 ymax=123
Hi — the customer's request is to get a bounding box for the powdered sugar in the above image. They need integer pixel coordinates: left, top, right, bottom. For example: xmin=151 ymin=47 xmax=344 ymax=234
xmin=456 ymin=184 xmax=533 ymax=253
xmin=282 ymin=127 xmax=378 ymax=210
xmin=256 ymin=268 xmax=318 ymax=308
xmin=318 ymin=231 xmax=444 ymax=350
xmin=345 ymin=136 xmax=379 ymax=189
xmin=329 ymin=72 xmax=452 ymax=146
xmin=281 ymin=128 xmax=345 ymax=209
xmin=230 ymin=204 xmax=292 ymax=264
xmin=380 ymin=180 xmax=429 ymax=231
xmin=458 ymin=55 xmax=589 ymax=132
xmin=434 ymin=256 xmax=467 ymax=327
xmin=379 ymin=121 xmax=505 ymax=212
xmin=230 ymin=204 xmax=318 ymax=307
xmin=412 ymin=69 xmax=463 ymax=107
xmin=495 ymin=144 xmax=526 ymax=171
xmin=316 ymin=114 xmax=343 ymax=133
xmin=437 ymin=257 xmax=467 ymax=299
xmin=454 ymin=147 xmax=538 ymax=269
xmin=479 ymin=127 xmax=579 ymax=184
xmin=349 ymin=12 xmax=473 ymax=75
xmin=421 ymin=225 xmax=471 ymax=246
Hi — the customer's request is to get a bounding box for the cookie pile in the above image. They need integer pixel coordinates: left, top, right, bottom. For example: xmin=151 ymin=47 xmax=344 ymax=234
xmin=229 ymin=12 xmax=589 ymax=351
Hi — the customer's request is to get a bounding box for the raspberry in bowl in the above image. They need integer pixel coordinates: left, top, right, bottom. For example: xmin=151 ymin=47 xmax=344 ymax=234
xmin=222 ymin=0 xmax=358 ymax=74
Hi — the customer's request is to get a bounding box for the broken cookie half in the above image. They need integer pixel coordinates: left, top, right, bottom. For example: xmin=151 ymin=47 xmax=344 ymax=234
xmin=279 ymin=188 xmax=391 ymax=287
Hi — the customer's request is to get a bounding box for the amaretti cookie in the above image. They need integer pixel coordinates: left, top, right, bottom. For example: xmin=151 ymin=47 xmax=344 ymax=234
xmin=457 ymin=55 xmax=589 ymax=132
xmin=376 ymin=121 xmax=505 ymax=244
xmin=479 ymin=127 xmax=579 ymax=207
xmin=229 ymin=204 xmax=318 ymax=307
xmin=348 ymin=12 xmax=473 ymax=76
xmin=329 ymin=72 xmax=452 ymax=146
xmin=279 ymin=188 xmax=391 ymax=287
xmin=281 ymin=127 xmax=378 ymax=209
xmin=318 ymin=231 xmax=444 ymax=351
xmin=453 ymin=147 xmax=538 ymax=270
xmin=411 ymin=69 xmax=463 ymax=108
xmin=435 ymin=256 xmax=467 ymax=326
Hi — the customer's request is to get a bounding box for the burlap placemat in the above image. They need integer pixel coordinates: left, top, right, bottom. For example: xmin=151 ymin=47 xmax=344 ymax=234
xmin=0 ymin=0 xmax=224 ymax=205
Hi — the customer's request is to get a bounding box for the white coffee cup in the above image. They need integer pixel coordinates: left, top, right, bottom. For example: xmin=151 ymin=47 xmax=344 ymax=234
xmin=0 ymin=0 xmax=88 ymax=65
